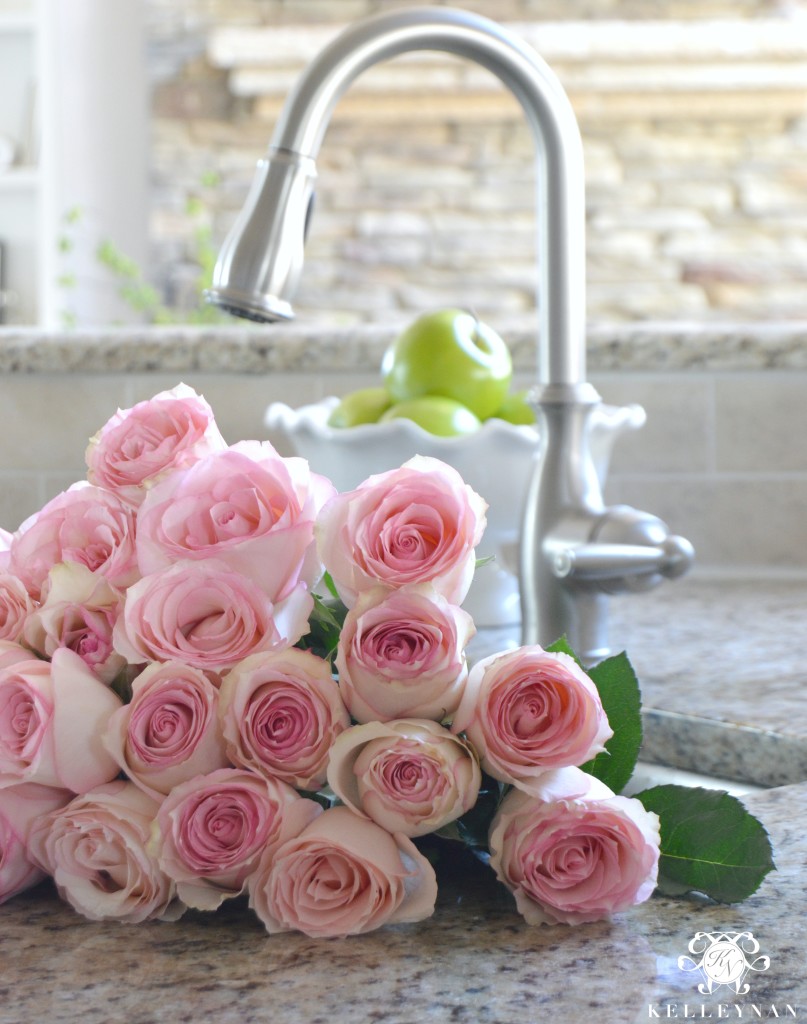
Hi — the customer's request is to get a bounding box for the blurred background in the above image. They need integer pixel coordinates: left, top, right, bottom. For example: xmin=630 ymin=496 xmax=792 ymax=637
xmin=2 ymin=0 xmax=807 ymax=327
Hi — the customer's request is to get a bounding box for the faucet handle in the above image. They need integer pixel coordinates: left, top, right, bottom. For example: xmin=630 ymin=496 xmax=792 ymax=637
xmin=551 ymin=504 xmax=694 ymax=593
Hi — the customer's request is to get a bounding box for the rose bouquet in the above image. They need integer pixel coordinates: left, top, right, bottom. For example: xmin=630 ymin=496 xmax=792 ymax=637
xmin=0 ymin=385 xmax=773 ymax=937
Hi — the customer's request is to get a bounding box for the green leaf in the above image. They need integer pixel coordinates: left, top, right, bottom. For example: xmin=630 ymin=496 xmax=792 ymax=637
xmin=635 ymin=784 xmax=775 ymax=903
xmin=545 ymin=634 xmax=582 ymax=665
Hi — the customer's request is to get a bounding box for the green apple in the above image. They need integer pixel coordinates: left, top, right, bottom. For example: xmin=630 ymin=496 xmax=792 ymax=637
xmin=490 ymin=389 xmax=535 ymax=426
xmin=381 ymin=309 xmax=512 ymax=420
xmin=379 ymin=396 xmax=481 ymax=437
xmin=327 ymin=386 xmax=392 ymax=428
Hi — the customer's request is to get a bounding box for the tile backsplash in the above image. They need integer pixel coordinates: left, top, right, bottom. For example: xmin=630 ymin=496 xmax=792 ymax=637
xmin=1 ymin=364 xmax=804 ymax=577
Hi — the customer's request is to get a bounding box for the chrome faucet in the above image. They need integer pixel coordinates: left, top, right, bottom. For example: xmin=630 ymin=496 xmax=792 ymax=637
xmin=207 ymin=5 xmax=694 ymax=663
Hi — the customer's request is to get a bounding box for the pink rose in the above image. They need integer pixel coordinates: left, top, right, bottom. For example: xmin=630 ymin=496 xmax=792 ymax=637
xmin=9 ymin=482 xmax=138 ymax=601
xmin=316 ymin=456 xmax=487 ymax=607
xmin=27 ymin=780 xmax=180 ymax=923
xmin=248 ymin=805 xmax=438 ymax=937
xmin=0 ymin=782 xmax=71 ymax=904
xmin=0 ymin=571 xmax=34 ymax=644
xmin=113 ymin=559 xmax=312 ymax=676
xmin=0 ymin=648 xmax=122 ymax=792
xmin=218 ymin=648 xmax=349 ymax=791
xmin=22 ymin=563 xmax=126 ymax=684
xmin=152 ymin=767 xmax=321 ymax=910
xmin=0 ymin=527 xmax=12 ymax=570
xmin=488 ymin=767 xmax=660 ymax=926
xmin=103 ymin=661 xmax=229 ymax=799
xmin=327 ymin=719 xmax=481 ymax=838
xmin=451 ymin=646 xmax=612 ymax=794
xmin=136 ymin=443 xmax=335 ymax=601
xmin=335 ymin=583 xmax=474 ymax=723
xmin=0 ymin=641 xmax=35 ymax=671
xmin=85 ymin=383 xmax=227 ymax=506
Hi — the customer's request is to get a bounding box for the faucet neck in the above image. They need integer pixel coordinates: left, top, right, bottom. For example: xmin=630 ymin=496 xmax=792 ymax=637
xmin=270 ymin=6 xmax=587 ymax=387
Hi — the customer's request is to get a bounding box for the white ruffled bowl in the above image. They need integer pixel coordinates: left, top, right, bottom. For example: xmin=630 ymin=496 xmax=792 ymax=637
xmin=265 ymin=396 xmax=645 ymax=628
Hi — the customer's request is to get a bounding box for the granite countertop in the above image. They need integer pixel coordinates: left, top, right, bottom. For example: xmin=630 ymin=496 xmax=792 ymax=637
xmin=1 ymin=779 xmax=804 ymax=1024
xmin=3 ymin=319 xmax=807 ymax=373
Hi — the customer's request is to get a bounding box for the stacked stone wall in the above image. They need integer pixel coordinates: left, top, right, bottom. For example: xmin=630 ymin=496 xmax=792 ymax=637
xmin=146 ymin=0 xmax=807 ymax=324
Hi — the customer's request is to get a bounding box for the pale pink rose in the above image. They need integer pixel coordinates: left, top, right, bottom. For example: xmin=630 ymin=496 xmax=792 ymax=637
xmin=218 ymin=648 xmax=349 ymax=791
xmin=152 ymin=767 xmax=321 ymax=910
xmin=22 ymin=563 xmax=126 ymax=684
xmin=9 ymin=482 xmax=139 ymax=601
xmin=0 ymin=572 xmax=34 ymax=644
xmin=489 ymin=766 xmax=661 ymax=926
xmin=451 ymin=646 xmax=612 ymax=794
xmin=327 ymin=719 xmax=481 ymax=838
xmin=0 ymin=782 xmax=71 ymax=904
xmin=85 ymin=383 xmax=227 ymax=506
xmin=0 ymin=641 xmax=34 ymax=671
xmin=104 ymin=661 xmax=229 ymax=799
xmin=0 ymin=648 xmax=122 ymax=793
xmin=136 ymin=442 xmax=335 ymax=601
xmin=27 ymin=780 xmax=181 ymax=923
xmin=335 ymin=584 xmax=474 ymax=723
xmin=316 ymin=456 xmax=487 ymax=607
xmin=248 ymin=805 xmax=438 ymax=938
xmin=113 ymin=559 xmax=312 ymax=676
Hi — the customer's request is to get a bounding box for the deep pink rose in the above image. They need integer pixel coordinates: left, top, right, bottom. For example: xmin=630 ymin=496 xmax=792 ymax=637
xmin=248 ymin=805 xmax=438 ymax=938
xmin=152 ymin=767 xmax=322 ymax=910
xmin=9 ymin=482 xmax=138 ymax=601
xmin=451 ymin=646 xmax=612 ymax=793
xmin=218 ymin=648 xmax=349 ymax=791
xmin=85 ymin=383 xmax=227 ymax=506
xmin=316 ymin=456 xmax=487 ymax=607
xmin=0 ymin=782 xmax=71 ymax=904
xmin=327 ymin=719 xmax=481 ymax=838
xmin=335 ymin=583 xmax=474 ymax=723
xmin=104 ymin=661 xmax=229 ymax=799
xmin=0 ymin=648 xmax=122 ymax=793
xmin=113 ymin=559 xmax=312 ymax=676
xmin=489 ymin=767 xmax=661 ymax=926
xmin=27 ymin=780 xmax=180 ymax=923
xmin=22 ymin=563 xmax=126 ymax=684
xmin=136 ymin=442 xmax=335 ymax=601
xmin=0 ymin=571 xmax=34 ymax=644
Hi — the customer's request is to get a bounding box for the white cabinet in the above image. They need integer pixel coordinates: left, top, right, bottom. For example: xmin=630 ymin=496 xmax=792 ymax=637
xmin=0 ymin=0 xmax=148 ymax=327
xmin=0 ymin=2 xmax=41 ymax=324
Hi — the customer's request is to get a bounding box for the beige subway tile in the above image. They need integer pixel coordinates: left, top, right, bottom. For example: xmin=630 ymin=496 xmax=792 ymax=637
xmin=0 ymin=376 xmax=129 ymax=473
xmin=715 ymin=373 xmax=807 ymax=473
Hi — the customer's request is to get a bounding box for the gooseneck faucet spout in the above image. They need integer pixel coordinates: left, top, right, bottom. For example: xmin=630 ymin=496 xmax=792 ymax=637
xmin=208 ymin=6 xmax=694 ymax=661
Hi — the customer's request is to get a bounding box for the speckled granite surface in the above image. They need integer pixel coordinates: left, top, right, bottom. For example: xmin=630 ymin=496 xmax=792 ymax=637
xmin=1 ymin=780 xmax=804 ymax=1024
xmin=4 ymin=320 xmax=807 ymax=373
xmin=470 ymin=576 xmax=807 ymax=788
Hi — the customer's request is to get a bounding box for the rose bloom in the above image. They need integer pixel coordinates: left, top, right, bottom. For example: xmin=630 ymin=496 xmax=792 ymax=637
xmin=489 ymin=766 xmax=661 ymax=926
xmin=136 ymin=442 xmax=335 ymax=601
xmin=104 ymin=661 xmax=229 ymax=799
xmin=0 ymin=527 xmax=12 ymax=570
xmin=249 ymin=805 xmax=438 ymax=938
xmin=85 ymin=382 xmax=227 ymax=507
xmin=335 ymin=583 xmax=474 ymax=723
xmin=327 ymin=719 xmax=481 ymax=838
xmin=316 ymin=455 xmax=487 ymax=607
xmin=152 ymin=767 xmax=322 ymax=911
xmin=0 ymin=641 xmax=35 ymax=672
xmin=219 ymin=648 xmax=349 ymax=791
xmin=27 ymin=780 xmax=181 ymax=923
xmin=23 ymin=563 xmax=126 ymax=684
xmin=0 ymin=647 xmax=122 ymax=792
xmin=113 ymin=558 xmax=312 ymax=676
xmin=0 ymin=782 xmax=71 ymax=905
xmin=8 ymin=482 xmax=139 ymax=601
xmin=0 ymin=571 xmax=34 ymax=644
xmin=451 ymin=646 xmax=612 ymax=794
